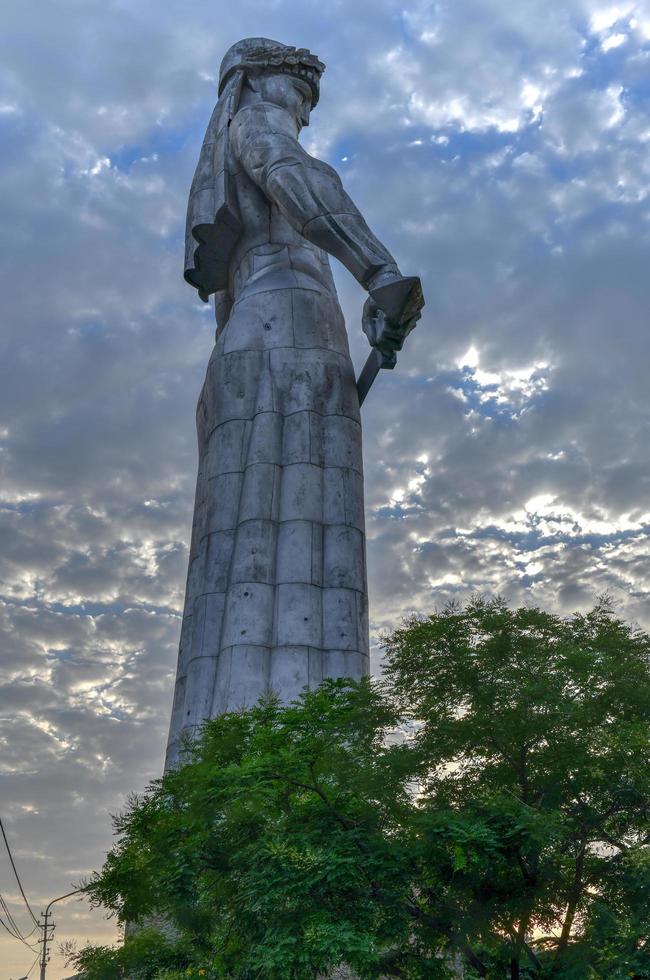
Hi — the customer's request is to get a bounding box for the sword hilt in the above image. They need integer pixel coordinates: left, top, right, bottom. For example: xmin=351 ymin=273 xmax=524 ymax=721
xmin=356 ymin=275 xmax=425 ymax=405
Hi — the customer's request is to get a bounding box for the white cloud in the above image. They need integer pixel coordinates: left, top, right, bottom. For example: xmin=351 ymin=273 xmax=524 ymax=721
xmin=602 ymin=31 xmax=628 ymax=49
xmin=590 ymin=3 xmax=635 ymax=34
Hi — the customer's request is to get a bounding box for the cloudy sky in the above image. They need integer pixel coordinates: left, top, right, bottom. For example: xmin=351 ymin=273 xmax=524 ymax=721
xmin=1 ymin=0 xmax=650 ymax=975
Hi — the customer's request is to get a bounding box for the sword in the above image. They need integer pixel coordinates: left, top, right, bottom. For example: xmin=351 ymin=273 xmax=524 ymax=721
xmin=356 ymin=275 xmax=425 ymax=406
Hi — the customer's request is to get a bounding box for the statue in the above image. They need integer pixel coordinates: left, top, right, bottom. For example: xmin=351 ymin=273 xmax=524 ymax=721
xmin=165 ymin=38 xmax=424 ymax=768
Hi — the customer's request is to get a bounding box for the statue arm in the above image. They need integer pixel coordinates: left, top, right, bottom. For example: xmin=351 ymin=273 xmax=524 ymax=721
xmin=230 ymin=103 xmax=400 ymax=289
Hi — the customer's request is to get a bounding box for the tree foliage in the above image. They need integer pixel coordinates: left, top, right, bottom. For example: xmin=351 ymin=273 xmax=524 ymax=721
xmin=73 ymin=598 xmax=650 ymax=978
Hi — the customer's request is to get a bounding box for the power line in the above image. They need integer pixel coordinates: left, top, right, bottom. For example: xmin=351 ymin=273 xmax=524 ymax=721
xmin=0 ymin=907 xmax=39 ymax=952
xmin=0 ymin=874 xmax=39 ymax=948
xmin=1 ymin=895 xmax=38 ymax=940
xmin=0 ymin=814 xmax=87 ymax=977
xmin=0 ymin=888 xmax=38 ymax=946
xmin=12 ymin=952 xmax=41 ymax=979
xmin=0 ymin=815 xmax=39 ymax=926
xmin=0 ymin=811 xmax=42 ymax=967
xmin=0 ymin=909 xmax=22 ymax=940
xmin=0 ymin=872 xmax=40 ymax=953
xmin=0 ymin=909 xmax=39 ymax=951
xmin=0 ymin=890 xmax=24 ymax=936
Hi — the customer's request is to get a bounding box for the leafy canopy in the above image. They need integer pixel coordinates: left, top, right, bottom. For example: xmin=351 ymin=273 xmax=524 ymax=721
xmin=73 ymin=598 xmax=650 ymax=979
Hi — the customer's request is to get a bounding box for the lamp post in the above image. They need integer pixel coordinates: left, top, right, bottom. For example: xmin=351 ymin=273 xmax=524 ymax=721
xmin=39 ymin=888 xmax=84 ymax=980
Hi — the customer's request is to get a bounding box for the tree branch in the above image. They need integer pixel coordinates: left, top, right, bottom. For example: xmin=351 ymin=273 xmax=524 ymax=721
xmin=406 ymin=902 xmax=488 ymax=978
xmin=551 ymin=842 xmax=587 ymax=972
xmin=268 ymin=768 xmax=490 ymax=977
xmin=503 ymin=916 xmax=542 ymax=972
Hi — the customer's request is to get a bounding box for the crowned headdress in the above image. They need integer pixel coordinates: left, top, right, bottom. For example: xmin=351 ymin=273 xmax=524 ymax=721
xmin=184 ymin=38 xmax=325 ymax=301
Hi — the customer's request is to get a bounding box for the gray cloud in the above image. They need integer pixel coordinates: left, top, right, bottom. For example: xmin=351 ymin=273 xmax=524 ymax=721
xmin=1 ymin=1 xmax=650 ymax=974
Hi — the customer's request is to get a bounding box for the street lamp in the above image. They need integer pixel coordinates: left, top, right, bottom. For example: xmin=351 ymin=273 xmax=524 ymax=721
xmin=39 ymin=888 xmax=85 ymax=980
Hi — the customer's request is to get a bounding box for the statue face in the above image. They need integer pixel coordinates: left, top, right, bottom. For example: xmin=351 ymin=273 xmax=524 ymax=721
xmin=255 ymin=71 xmax=313 ymax=129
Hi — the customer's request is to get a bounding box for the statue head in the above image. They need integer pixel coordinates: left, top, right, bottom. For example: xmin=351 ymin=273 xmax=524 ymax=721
xmin=218 ymin=37 xmax=325 ymax=127
xmin=185 ymin=39 xmax=325 ymax=300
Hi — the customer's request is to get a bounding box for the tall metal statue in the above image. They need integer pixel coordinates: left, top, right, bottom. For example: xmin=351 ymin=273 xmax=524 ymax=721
xmin=166 ymin=37 xmax=424 ymax=767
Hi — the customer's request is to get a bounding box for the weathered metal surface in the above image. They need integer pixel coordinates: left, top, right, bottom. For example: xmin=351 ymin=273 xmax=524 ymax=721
xmin=166 ymin=38 xmax=424 ymax=768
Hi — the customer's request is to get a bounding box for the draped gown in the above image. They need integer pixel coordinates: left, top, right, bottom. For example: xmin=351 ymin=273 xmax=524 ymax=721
xmin=165 ymin=99 xmax=399 ymax=768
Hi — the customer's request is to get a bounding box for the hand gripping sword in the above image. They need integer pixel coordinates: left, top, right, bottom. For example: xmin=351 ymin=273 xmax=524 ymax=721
xmin=356 ymin=275 xmax=425 ymax=406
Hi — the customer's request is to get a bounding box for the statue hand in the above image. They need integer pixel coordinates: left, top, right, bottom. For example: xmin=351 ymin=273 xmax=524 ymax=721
xmin=362 ymin=297 xmax=382 ymax=347
xmin=362 ymin=296 xmax=421 ymax=354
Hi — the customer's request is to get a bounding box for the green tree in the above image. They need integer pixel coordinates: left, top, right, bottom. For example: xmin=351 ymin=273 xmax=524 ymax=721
xmin=383 ymin=596 xmax=650 ymax=978
xmin=74 ymin=598 xmax=649 ymax=979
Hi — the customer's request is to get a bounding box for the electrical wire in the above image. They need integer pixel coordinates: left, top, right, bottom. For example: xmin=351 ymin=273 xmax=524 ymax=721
xmin=0 ymin=909 xmax=39 ymax=952
xmin=0 ymin=887 xmax=39 ymax=948
xmin=0 ymin=812 xmax=42 ymax=964
xmin=0 ymin=893 xmax=39 ymax=950
xmin=0 ymin=920 xmax=40 ymax=953
xmin=26 ymin=952 xmax=41 ymax=977
xmin=0 ymin=815 xmax=39 ymax=925
xmin=1 ymin=895 xmax=38 ymax=940
xmin=0 ymin=890 xmax=38 ymax=945
xmin=0 ymin=890 xmax=23 ymax=935
xmin=0 ymin=909 xmax=22 ymax=940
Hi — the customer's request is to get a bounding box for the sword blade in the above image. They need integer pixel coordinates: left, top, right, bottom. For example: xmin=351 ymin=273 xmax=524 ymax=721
xmin=356 ymin=348 xmax=382 ymax=406
xmin=357 ymin=274 xmax=425 ymax=406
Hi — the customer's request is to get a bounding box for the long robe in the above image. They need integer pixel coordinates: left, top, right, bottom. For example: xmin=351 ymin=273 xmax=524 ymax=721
xmin=166 ymin=99 xmax=398 ymax=768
